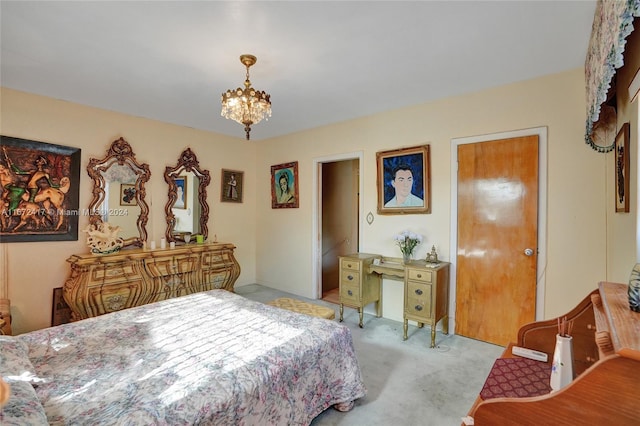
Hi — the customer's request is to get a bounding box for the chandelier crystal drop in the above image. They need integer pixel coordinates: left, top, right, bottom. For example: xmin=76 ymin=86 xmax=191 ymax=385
xmin=221 ymin=54 xmax=272 ymax=140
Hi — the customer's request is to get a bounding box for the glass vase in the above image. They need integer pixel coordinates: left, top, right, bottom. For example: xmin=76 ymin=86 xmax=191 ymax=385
xmin=402 ymin=252 xmax=411 ymax=265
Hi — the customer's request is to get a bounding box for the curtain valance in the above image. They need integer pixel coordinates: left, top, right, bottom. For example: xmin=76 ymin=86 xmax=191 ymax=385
xmin=585 ymin=0 xmax=640 ymax=152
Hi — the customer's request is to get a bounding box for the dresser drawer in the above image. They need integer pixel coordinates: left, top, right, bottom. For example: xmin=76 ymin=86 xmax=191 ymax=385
xmin=202 ymin=251 xmax=230 ymax=269
xmin=407 ymin=268 xmax=432 ymax=283
xmin=90 ymin=263 xmax=141 ymax=285
xmin=340 ymin=258 xmax=361 ymax=272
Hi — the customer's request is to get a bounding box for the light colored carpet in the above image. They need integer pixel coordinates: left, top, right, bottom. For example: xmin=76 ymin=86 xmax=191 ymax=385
xmin=236 ymin=284 xmax=504 ymax=426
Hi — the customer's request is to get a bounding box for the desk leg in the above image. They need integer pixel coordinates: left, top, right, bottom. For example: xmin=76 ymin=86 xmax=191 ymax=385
xmin=358 ymin=308 xmax=364 ymax=328
xmin=430 ymin=325 xmax=436 ymax=348
xmin=376 ymin=298 xmax=382 ymax=317
xmin=403 ymin=319 xmax=408 ymax=340
xmin=442 ymin=315 xmax=449 ymax=335
xmin=339 ymin=304 xmax=344 ymax=322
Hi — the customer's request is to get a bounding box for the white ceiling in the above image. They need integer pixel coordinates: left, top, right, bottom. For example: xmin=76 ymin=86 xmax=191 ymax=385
xmin=1 ymin=1 xmax=597 ymax=141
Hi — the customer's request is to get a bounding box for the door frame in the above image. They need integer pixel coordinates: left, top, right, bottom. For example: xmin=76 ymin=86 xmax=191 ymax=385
xmin=312 ymin=151 xmax=364 ymax=299
xmin=449 ymin=127 xmax=548 ymax=332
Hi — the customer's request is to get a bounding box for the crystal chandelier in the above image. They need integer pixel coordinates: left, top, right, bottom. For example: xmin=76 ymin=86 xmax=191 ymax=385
xmin=221 ymin=54 xmax=272 ymax=140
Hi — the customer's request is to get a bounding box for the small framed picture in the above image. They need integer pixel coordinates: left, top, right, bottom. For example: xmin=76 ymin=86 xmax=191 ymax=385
xmin=120 ymin=183 xmax=137 ymax=206
xmin=221 ymin=169 xmax=244 ymax=203
xmin=615 ymin=122 xmax=630 ymax=213
xmin=271 ymin=161 xmax=299 ymax=209
xmin=376 ymin=144 xmax=431 ymax=215
xmin=51 ymin=287 xmax=72 ymax=326
xmin=173 ymin=177 xmax=187 ymax=209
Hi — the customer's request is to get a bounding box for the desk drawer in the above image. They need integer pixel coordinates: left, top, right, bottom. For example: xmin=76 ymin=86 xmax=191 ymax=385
xmin=341 ymin=269 xmax=360 ymax=285
xmin=340 ymin=282 xmax=360 ymax=304
xmin=407 ymin=268 xmax=432 ymax=283
xmin=406 ymin=282 xmax=432 ymax=318
xmin=340 ymin=258 xmax=361 ymax=272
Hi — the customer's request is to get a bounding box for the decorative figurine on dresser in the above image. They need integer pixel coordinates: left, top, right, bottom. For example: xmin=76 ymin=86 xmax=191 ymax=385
xmin=63 ymin=140 xmax=241 ymax=321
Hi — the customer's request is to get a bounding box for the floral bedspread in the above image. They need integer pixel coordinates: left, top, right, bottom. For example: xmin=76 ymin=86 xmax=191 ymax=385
xmin=17 ymin=290 xmax=366 ymax=425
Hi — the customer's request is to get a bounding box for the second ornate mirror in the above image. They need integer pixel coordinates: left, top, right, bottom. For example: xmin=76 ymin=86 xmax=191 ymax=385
xmin=164 ymin=148 xmax=210 ymax=243
xmin=87 ymin=137 xmax=151 ymax=248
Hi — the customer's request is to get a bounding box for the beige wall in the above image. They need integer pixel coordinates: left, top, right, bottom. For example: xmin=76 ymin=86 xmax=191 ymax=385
xmin=255 ymin=68 xmax=614 ymax=320
xmin=607 ymin=26 xmax=640 ymax=280
xmin=1 ymin=88 xmax=258 ymax=333
xmin=3 ymin=66 xmax=633 ymax=334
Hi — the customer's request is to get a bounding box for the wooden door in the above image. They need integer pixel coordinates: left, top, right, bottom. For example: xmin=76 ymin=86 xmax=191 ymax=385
xmin=455 ymin=135 xmax=538 ymax=346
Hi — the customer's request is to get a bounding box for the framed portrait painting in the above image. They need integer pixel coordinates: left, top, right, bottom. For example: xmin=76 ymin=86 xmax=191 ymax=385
xmin=221 ymin=169 xmax=244 ymax=203
xmin=173 ymin=177 xmax=187 ymax=209
xmin=615 ymin=122 xmax=630 ymax=213
xmin=0 ymin=135 xmax=81 ymax=242
xmin=377 ymin=144 xmax=430 ymax=215
xmin=119 ymin=183 xmax=137 ymax=206
xmin=271 ymin=161 xmax=299 ymax=209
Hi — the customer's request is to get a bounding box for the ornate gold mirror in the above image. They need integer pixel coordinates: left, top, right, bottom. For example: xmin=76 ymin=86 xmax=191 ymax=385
xmin=87 ymin=137 xmax=151 ymax=248
xmin=164 ymin=148 xmax=210 ymax=243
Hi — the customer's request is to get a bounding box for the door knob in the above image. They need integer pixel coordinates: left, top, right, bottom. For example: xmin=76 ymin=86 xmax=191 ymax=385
xmin=524 ymin=248 xmax=535 ymax=256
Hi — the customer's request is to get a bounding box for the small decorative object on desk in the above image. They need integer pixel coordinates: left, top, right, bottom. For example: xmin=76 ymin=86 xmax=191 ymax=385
xmin=628 ymin=263 xmax=640 ymax=312
xmin=425 ymin=245 xmax=439 ymax=263
xmin=550 ymin=316 xmax=574 ymax=392
xmin=394 ymin=230 xmax=422 ymax=264
xmin=83 ymin=222 xmax=124 ymax=255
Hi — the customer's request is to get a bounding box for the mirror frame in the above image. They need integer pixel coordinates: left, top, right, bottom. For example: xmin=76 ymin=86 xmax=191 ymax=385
xmin=87 ymin=137 xmax=151 ymax=248
xmin=164 ymin=148 xmax=210 ymax=243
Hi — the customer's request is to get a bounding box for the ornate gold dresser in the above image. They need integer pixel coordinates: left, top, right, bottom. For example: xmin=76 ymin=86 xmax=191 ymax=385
xmin=64 ymin=243 xmax=240 ymax=320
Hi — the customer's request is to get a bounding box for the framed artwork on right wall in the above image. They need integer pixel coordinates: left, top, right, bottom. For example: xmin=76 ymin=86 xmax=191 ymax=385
xmin=615 ymin=122 xmax=630 ymax=213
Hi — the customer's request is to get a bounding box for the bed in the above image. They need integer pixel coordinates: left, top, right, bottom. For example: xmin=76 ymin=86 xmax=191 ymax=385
xmin=0 ymin=290 xmax=366 ymax=425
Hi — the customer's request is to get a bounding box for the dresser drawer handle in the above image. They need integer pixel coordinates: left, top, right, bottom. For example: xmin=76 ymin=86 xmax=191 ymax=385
xmin=347 ymin=275 xmax=354 ymax=281
xmin=347 ymin=263 xmax=352 ymax=268
xmin=348 ymin=290 xmax=353 ymax=296
xmin=415 ymin=289 xmax=423 ymax=295
xmin=416 ymin=273 xmax=422 ymax=278
xmin=414 ymin=305 xmax=423 ymax=311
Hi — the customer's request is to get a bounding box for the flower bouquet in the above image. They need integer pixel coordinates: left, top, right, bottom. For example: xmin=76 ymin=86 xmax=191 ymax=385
xmin=394 ymin=230 xmax=423 ymax=264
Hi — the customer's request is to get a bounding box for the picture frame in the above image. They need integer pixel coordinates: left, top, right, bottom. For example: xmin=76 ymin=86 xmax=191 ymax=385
xmin=51 ymin=287 xmax=72 ymax=326
xmin=119 ymin=183 xmax=137 ymax=206
xmin=376 ymin=144 xmax=431 ymax=215
xmin=221 ymin=169 xmax=244 ymax=203
xmin=271 ymin=161 xmax=299 ymax=209
xmin=173 ymin=176 xmax=187 ymax=209
xmin=0 ymin=135 xmax=81 ymax=242
xmin=615 ymin=122 xmax=630 ymax=213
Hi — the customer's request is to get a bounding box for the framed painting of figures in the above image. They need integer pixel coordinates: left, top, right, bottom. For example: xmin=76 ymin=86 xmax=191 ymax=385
xmin=0 ymin=136 xmax=81 ymax=242
xmin=221 ymin=169 xmax=244 ymax=203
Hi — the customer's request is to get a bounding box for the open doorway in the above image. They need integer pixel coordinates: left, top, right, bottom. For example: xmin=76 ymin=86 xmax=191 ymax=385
xmin=312 ymin=152 xmax=363 ymax=302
